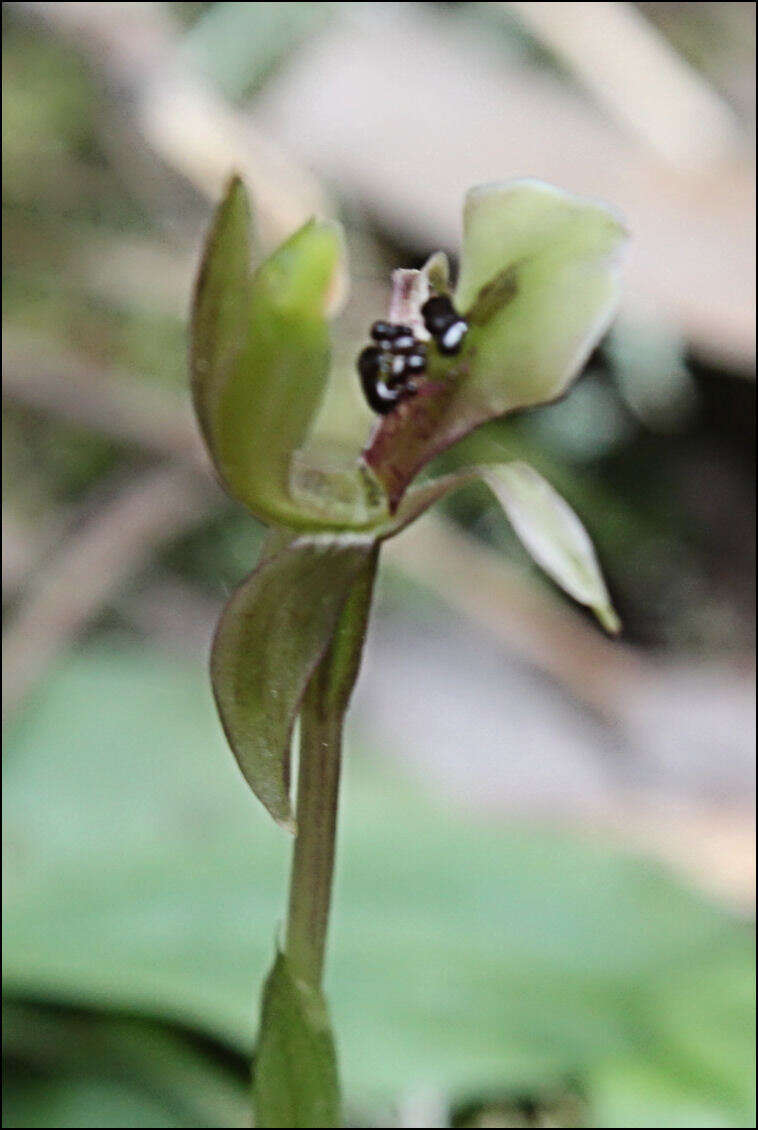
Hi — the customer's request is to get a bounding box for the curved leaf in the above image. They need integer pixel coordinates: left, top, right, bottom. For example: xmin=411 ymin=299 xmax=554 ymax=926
xmin=378 ymin=462 xmax=619 ymax=632
xmin=192 ymin=178 xmax=381 ymax=530
xmin=364 ymin=180 xmax=627 ymax=509
xmin=253 ymin=951 xmax=339 ymax=1128
xmin=211 ymin=537 xmax=373 ymax=827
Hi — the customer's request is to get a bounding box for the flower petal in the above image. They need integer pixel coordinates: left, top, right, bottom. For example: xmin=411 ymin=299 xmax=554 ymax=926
xmin=191 ymin=175 xmax=255 ymax=447
xmin=364 ymin=181 xmax=627 ymax=509
xmin=480 ymin=462 xmax=621 ymax=633
xmin=192 ymin=178 xmax=380 ymax=529
xmin=456 ymin=179 xmax=628 ymax=411
xmin=378 ymin=462 xmax=620 ymax=632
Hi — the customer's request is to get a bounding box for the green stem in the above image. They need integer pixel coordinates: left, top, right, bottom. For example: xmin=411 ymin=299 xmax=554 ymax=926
xmin=284 ymin=665 xmax=343 ymax=988
xmin=284 ymin=545 xmax=379 ymax=989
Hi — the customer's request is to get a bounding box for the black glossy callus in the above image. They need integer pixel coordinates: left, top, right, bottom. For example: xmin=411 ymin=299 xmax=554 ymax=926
xmin=391 ymin=332 xmax=417 ymax=354
xmin=421 ymin=295 xmax=468 ymax=355
xmin=403 ymin=348 xmax=427 ymax=375
xmin=420 ymin=295 xmax=457 ymax=336
xmin=370 ymin=321 xmax=414 ymax=344
xmin=357 ymin=345 xmax=403 ymax=415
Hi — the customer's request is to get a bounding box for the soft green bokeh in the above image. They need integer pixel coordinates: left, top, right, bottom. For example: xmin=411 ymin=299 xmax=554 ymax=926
xmin=3 ymin=650 xmax=754 ymax=1126
xmin=2 ymin=1001 xmax=248 ymax=1128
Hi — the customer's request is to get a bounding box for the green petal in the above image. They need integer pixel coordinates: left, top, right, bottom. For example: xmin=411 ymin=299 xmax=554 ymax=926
xmin=190 ymin=175 xmax=255 ymax=448
xmin=364 ymin=181 xmax=627 ymax=509
xmin=211 ymin=537 xmax=373 ymax=827
xmin=379 ymin=462 xmax=620 ymax=633
xmin=253 ymin=951 xmax=339 ymax=1129
xmin=456 ymin=179 xmax=628 ymax=411
xmin=480 ymin=462 xmax=621 ymax=633
xmin=192 ymin=178 xmax=378 ymax=530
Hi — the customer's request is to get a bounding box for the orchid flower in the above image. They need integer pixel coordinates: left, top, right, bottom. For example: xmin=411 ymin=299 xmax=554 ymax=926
xmin=191 ymin=175 xmax=627 ymax=1127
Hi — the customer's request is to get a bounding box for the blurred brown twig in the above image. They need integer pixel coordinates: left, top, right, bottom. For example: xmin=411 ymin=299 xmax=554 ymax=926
xmin=13 ymin=0 xmax=333 ymax=245
xmin=3 ymin=333 xmax=207 ymax=469
xmin=2 ymin=464 xmax=218 ymax=718
xmin=506 ymin=1 xmax=744 ymax=168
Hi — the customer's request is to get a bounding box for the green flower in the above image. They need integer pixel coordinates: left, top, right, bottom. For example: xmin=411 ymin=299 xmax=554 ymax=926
xmin=192 ymin=174 xmax=627 ymax=826
xmin=190 ymin=174 xmax=628 ymax=1128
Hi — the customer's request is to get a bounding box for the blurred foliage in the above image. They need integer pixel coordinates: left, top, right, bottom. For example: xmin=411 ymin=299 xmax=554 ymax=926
xmin=2 ymin=2 xmax=755 ymax=1127
xmin=181 ymin=1 xmax=332 ymax=100
xmin=639 ymin=2 xmax=757 ymax=112
xmin=3 ymin=648 xmax=755 ymax=1127
xmin=2 ymin=1001 xmax=249 ymax=1128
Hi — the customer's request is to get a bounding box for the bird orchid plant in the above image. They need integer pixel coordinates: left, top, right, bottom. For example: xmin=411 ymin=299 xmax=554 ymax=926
xmin=190 ymin=175 xmax=627 ymax=1127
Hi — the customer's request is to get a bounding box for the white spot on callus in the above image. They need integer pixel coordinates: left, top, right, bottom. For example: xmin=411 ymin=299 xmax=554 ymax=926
xmin=440 ymin=320 xmax=467 ymax=353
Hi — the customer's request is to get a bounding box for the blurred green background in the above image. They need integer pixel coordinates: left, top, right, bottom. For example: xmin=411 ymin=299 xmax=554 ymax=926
xmin=2 ymin=3 xmax=755 ymax=1127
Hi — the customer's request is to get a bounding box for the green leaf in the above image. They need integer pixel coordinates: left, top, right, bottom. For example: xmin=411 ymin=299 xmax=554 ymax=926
xmin=253 ymin=951 xmax=339 ymax=1129
xmin=379 ymin=462 xmax=619 ymax=631
xmin=192 ymin=179 xmax=379 ymax=530
xmin=364 ymin=180 xmax=627 ymax=509
xmin=211 ymin=537 xmax=373 ymax=827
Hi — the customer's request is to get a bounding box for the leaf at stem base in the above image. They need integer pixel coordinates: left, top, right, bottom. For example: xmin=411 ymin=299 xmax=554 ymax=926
xmin=253 ymin=951 xmax=340 ymax=1129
